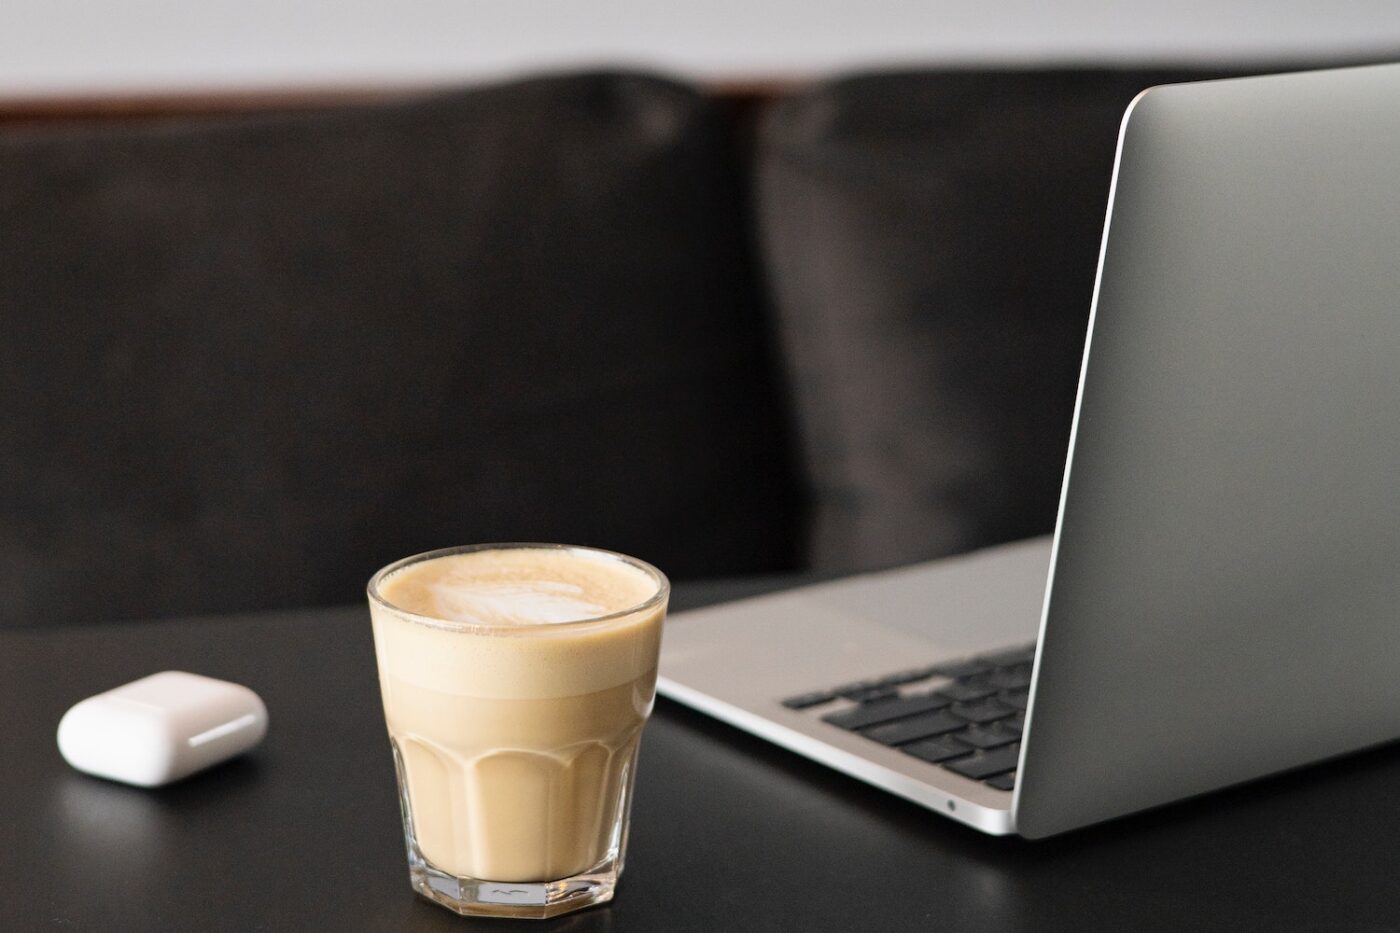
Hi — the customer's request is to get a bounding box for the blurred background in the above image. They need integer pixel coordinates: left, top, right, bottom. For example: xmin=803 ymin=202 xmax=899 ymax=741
xmin=3 ymin=1 xmax=1399 ymax=627
xmin=5 ymin=0 xmax=1400 ymax=98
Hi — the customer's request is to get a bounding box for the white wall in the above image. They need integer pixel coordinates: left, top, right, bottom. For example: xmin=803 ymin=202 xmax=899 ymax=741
xmin=4 ymin=0 xmax=1400 ymax=100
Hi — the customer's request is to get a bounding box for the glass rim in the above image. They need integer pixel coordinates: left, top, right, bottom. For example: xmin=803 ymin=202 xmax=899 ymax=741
xmin=366 ymin=543 xmax=670 ymax=635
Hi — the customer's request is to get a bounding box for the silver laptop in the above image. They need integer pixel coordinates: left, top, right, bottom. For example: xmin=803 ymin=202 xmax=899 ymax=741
xmin=657 ymin=62 xmax=1400 ymax=838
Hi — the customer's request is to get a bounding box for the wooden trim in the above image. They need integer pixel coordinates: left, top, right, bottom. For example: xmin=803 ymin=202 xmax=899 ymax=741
xmin=0 ymin=79 xmax=800 ymax=126
xmin=0 ymin=86 xmax=429 ymax=125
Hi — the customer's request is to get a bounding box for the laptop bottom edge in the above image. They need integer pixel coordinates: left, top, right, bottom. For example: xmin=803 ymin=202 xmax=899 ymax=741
xmin=656 ymin=675 xmax=1017 ymax=836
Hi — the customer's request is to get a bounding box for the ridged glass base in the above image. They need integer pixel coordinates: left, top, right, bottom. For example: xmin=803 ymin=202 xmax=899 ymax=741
xmin=391 ymin=737 xmax=635 ymax=919
xmin=407 ymin=846 xmax=619 ymax=919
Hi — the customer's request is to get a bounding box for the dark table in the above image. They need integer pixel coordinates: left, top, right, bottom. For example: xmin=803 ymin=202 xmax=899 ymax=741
xmin=5 ymin=580 xmax=1400 ymax=932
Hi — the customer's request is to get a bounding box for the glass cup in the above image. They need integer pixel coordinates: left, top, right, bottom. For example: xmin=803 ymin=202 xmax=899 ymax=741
xmin=367 ymin=544 xmax=669 ymax=919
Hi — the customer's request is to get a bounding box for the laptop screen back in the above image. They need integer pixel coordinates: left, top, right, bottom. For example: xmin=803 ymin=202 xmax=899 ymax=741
xmin=1017 ymin=63 xmax=1400 ymax=837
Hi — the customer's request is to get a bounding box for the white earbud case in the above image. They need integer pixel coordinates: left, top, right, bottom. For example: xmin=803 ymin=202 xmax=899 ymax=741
xmin=57 ymin=671 xmax=268 ymax=787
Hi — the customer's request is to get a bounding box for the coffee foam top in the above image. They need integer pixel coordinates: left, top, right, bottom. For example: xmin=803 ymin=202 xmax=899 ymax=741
xmin=377 ymin=548 xmax=658 ymax=627
xmin=370 ymin=548 xmax=665 ymax=697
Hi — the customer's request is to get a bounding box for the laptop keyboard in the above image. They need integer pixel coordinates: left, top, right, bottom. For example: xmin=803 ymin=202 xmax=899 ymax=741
xmin=780 ymin=642 xmax=1035 ymax=793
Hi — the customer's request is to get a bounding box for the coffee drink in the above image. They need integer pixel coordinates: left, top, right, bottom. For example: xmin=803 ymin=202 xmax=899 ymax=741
xmin=369 ymin=546 xmax=665 ymax=895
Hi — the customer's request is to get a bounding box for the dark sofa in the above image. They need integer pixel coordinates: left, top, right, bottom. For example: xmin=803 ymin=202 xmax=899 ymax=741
xmin=0 ymin=66 xmax=1248 ymax=626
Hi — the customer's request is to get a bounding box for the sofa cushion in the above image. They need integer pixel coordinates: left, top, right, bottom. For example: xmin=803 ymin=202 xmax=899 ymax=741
xmin=756 ymin=68 xmax=1230 ymax=572
xmin=0 ymin=72 xmax=802 ymax=625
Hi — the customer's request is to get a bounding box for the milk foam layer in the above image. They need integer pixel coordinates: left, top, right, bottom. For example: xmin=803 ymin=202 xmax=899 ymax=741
xmin=373 ymin=548 xmax=664 ymax=699
xmin=378 ymin=547 xmax=658 ymax=627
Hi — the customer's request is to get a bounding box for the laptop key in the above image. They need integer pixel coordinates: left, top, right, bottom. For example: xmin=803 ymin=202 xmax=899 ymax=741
xmin=863 ymin=710 xmax=967 ymax=745
xmin=1000 ymin=688 xmax=1029 ymax=710
xmin=842 ymin=685 xmax=899 ymax=703
xmin=949 ymin=698 xmax=1014 ymax=724
xmin=876 ymin=668 xmax=937 ymax=688
xmin=935 ymin=679 xmax=995 ymax=702
xmin=781 ymin=691 xmax=837 ymax=710
xmin=821 ymin=693 xmax=949 ymax=731
xmin=955 ymin=724 xmax=1019 ymax=749
xmin=944 ymin=744 xmax=1020 ymax=780
xmin=900 ymin=736 xmax=974 ymax=764
xmin=985 ymin=772 xmax=1017 ymax=792
xmin=928 ymin=659 xmax=990 ymax=679
xmin=985 ymin=665 xmax=1033 ymax=690
xmin=978 ymin=644 xmax=1036 ymax=667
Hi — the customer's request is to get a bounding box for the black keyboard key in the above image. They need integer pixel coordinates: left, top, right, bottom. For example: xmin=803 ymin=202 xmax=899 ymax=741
xmin=864 ymin=710 xmax=967 ymax=745
xmin=876 ymin=668 xmax=936 ymax=688
xmin=782 ymin=691 xmax=837 ymax=710
xmin=901 ymin=736 xmax=974 ymax=764
xmin=955 ymin=724 xmax=1019 ymax=749
xmin=928 ymin=659 xmax=990 ymax=679
xmin=949 ymin=698 xmax=1015 ymax=724
xmin=936 ymin=679 xmax=995 ymax=702
xmin=1000 ymin=688 xmax=1029 ymax=710
xmin=985 ymin=772 xmax=1017 ymax=792
xmin=821 ymin=693 xmax=949 ymax=731
xmin=979 ymin=644 xmax=1037 ymax=667
xmin=945 ymin=744 xmax=1021 ymax=780
xmin=843 ymin=685 xmax=899 ymax=703
xmin=999 ymin=717 xmax=1024 ymax=740
xmin=986 ymin=665 xmax=1033 ymax=690
xmin=830 ymin=678 xmax=901 ymax=700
